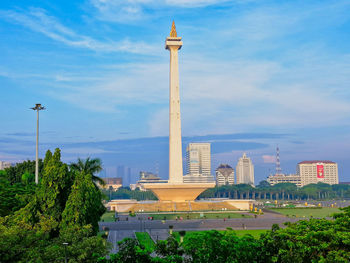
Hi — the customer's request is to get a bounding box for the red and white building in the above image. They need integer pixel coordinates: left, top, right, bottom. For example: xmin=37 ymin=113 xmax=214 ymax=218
xmin=297 ymin=161 xmax=338 ymax=187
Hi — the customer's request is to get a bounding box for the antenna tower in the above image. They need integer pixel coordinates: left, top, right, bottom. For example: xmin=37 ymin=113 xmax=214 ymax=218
xmin=276 ymin=146 xmax=282 ymax=175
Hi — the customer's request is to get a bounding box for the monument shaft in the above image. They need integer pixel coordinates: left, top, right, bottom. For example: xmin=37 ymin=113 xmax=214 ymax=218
xmin=143 ymin=22 xmax=215 ymax=202
xmin=166 ymin=22 xmax=183 ymax=184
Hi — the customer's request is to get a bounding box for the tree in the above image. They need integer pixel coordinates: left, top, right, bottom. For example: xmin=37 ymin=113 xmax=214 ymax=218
xmin=70 ymin=157 xmax=105 ymax=187
xmin=35 ymin=149 xmax=73 ymax=228
xmin=107 ymin=238 xmax=153 ymax=263
xmin=257 ymin=180 xmax=271 ymax=188
xmin=0 ymin=219 xmax=108 ymax=263
xmin=155 ymin=235 xmax=184 ymax=263
xmin=60 ymin=171 xmax=106 ymax=235
xmin=6 ymin=149 xmax=74 ymax=234
xmin=0 ymin=149 xmax=109 ymax=262
xmin=182 ymin=229 xmax=260 ymax=263
xmin=3 ymin=159 xmax=43 ymax=184
xmin=259 ymin=210 xmax=350 ymax=262
xmin=0 ymin=176 xmax=36 ymax=217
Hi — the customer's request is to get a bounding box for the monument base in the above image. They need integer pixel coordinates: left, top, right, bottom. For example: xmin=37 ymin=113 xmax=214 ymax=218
xmin=143 ymin=182 xmax=215 ymax=202
xmin=107 ymin=199 xmax=255 ymax=212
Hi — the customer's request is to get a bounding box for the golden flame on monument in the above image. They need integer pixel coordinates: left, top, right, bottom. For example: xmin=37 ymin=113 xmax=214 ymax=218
xmin=170 ymin=21 xmax=177 ymax=37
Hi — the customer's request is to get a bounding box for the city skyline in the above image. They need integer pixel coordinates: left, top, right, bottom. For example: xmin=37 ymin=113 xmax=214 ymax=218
xmin=1 ymin=1 xmax=350 ymax=184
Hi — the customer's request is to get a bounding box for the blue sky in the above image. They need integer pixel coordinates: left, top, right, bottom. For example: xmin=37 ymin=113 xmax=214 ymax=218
xmin=1 ymin=0 xmax=350 ymax=184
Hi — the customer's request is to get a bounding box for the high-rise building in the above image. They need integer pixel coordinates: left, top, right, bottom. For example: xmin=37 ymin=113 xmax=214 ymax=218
xmin=236 ymin=153 xmax=254 ymax=185
xmin=186 ymin=143 xmax=211 ymax=176
xmin=297 ymin=161 xmax=338 ymax=186
xmin=0 ymin=161 xmax=11 ymax=170
xmin=117 ymin=165 xmax=125 ymax=185
xmin=126 ymin=167 xmax=131 ymax=186
xmin=183 ymin=143 xmax=214 ymax=183
xmin=216 ymin=164 xmax=235 ymax=186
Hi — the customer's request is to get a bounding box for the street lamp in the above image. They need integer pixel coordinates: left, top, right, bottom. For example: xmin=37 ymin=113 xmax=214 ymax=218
xmin=30 ymin=103 xmax=45 ymax=184
xmin=62 ymin=242 xmax=68 ymax=263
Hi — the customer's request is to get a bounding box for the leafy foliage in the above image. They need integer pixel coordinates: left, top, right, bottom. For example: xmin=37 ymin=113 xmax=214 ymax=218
xmin=3 ymin=159 xmax=43 ymax=184
xmin=0 ymin=176 xmax=36 ymax=217
xmin=0 ymin=149 xmax=108 ymax=262
xmin=97 ymin=238 xmax=153 ymax=263
xmin=70 ymin=157 xmax=104 ymax=186
xmin=0 ymin=220 xmax=108 ymax=263
xmin=105 ymin=187 xmax=157 ymax=201
xmin=61 ymin=171 xmax=106 ymax=234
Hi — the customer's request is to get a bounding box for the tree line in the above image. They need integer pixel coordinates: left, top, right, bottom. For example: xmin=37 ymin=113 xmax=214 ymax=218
xmin=102 ymin=187 xmax=157 ymax=201
xmin=105 ymin=181 xmax=350 ymax=202
xmin=198 ymin=181 xmax=350 ymax=201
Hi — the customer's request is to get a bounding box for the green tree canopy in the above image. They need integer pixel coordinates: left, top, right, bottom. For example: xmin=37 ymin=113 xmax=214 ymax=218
xmin=3 ymin=159 xmax=43 ymax=184
xmin=60 ymin=171 xmax=106 ymax=234
xmin=70 ymin=157 xmax=105 ymax=186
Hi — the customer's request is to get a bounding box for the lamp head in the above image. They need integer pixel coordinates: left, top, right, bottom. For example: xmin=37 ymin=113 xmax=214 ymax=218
xmin=30 ymin=103 xmax=45 ymax=111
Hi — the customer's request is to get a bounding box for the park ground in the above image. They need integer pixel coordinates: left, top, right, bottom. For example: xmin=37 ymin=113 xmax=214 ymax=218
xmin=269 ymin=207 xmax=340 ymax=218
xmin=100 ymin=206 xmax=345 ymax=253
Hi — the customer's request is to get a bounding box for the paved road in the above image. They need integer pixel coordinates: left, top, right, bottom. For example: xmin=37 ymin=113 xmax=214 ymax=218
xmin=100 ymin=211 xmax=300 ymax=250
xmin=107 ymin=230 xmax=135 ymax=253
xmin=101 ymin=213 xmax=297 ymax=231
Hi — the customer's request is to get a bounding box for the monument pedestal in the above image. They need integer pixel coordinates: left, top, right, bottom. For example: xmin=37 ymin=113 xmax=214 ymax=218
xmin=144 ymin=183 xmax=215 ymax=202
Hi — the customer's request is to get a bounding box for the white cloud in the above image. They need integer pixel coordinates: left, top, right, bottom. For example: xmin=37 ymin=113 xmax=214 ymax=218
xmin=262 ymin=155 xmax=275 ymax=163
xmin=89 ymin=0 xmax=152 ymax=23
xmin=89 ymin=0 xmax=231 ymax=22
xmin=165 ymin=0 xmax=230 ymax=7
xmin=44 ymin=51 xmax=350 ymax=132
xmin=62 ymin=147 xmax=115 ymax=155
xmin=0 ymin=8 xmax=156 ymax=54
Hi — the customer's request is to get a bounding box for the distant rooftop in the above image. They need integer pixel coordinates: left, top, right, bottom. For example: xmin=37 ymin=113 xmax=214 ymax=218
xmin=103 ymin=177 xmax=122 ymax=184
xmin=298 ymin=160 xmax=335 ymax=164
xmin=217 ymin=164 xmax=233 ymax=169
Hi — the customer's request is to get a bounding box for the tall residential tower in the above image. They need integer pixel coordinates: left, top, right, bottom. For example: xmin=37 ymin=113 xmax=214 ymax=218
xmin=186 ymin=143 xmax=211 ymax=176
xmin=236 ymin=153 xmax=254 ymax=185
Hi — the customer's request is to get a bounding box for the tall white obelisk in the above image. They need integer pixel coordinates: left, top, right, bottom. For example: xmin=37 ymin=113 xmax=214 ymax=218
xmin=144 ymin=22 xmax=214 ymax=202
xmin=166 ymin=21 xmax=183 ymax=184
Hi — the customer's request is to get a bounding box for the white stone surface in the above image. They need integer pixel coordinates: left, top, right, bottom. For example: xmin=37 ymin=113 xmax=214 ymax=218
xmin=166 ymin=36 xmax=183 ymax=184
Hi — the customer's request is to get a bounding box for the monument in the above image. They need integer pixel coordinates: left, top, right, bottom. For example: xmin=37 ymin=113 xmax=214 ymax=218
xmin=144 ymin=22 xmax=215 ymax=202
xmin=107 ymin=22 xmax=254 ymax=211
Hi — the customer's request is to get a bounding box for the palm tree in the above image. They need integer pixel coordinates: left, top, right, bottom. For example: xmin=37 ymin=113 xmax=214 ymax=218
xmin=70 ymin=157 xmax=105 ymax=186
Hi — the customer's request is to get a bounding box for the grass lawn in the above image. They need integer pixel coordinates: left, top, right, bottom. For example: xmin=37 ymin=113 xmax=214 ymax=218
xmin=100 ymin=211 xmax=115 ymax=222
xmin=234 ymin=229 xmax=268 ymax=238
xmin=135 ymin=232 xmax=155 ymax=252
xmin=172 ymin=229 xmax=268 ymax=242
xmin=270 ymin=207 xmax=341 ymax=218
xmin=149 ymin=212 xmax=251 ymax=220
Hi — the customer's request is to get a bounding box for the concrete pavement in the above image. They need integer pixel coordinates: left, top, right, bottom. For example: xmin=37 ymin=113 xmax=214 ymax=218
xmin=100 ymin=211 xmax=300 ymax=251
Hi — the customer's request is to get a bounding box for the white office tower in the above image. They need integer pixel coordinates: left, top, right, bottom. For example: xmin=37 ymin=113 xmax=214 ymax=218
xmin=297 ymin=161 xmax=338 ymax=186
xmin=216 ymin=164 xmax=235 ymax=186
xmin=184 ymin=143 xmax=214 ymax=183
xmin=236 ymin=153 xmax=254 ymax=185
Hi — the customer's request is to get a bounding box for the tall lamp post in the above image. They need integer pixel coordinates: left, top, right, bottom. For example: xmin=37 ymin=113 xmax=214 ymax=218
xmin=31 ymin=103 xmax=45 ymax=184
xmin=62 ymin=242 xmax=68 ymax=263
